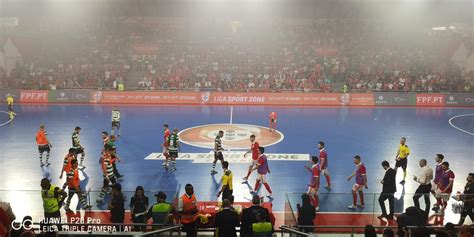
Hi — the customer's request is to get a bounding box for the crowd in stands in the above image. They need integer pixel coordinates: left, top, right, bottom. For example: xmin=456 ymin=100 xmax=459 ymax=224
xmin=1 ymin=19 xmax=473 ymax=93
xmin=0 ymin=22 xmax=132 ymax=90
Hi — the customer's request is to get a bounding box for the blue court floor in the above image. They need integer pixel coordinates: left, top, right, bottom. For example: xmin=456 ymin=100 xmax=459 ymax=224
xmin=0 ymin=104 xmax=473 ymax=223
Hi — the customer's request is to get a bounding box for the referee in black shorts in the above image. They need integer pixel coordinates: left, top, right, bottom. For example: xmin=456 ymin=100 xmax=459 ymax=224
xmin=395 ymin=137 xmax=410 ymax=185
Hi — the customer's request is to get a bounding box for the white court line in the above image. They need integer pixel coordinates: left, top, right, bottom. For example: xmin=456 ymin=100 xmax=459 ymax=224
xmin=0 ymin=110 xmax=13 ymax=127
xmin=448 ymin=113 xmax=474 ymax=136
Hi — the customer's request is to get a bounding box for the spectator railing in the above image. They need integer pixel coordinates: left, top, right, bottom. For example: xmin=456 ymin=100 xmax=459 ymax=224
xmin=2 ymin=190 xmax=472 ymax=235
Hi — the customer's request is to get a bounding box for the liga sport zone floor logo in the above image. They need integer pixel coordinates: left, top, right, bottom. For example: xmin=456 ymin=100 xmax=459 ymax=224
xmin=144 ymin=124 xmax=309 ymax=163
xmin=178 ymin=123 xmax=284 ymax=150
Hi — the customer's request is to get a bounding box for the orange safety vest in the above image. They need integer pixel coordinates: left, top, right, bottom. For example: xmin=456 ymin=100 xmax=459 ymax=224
xmin=36 ymin=130 xmax=48 ymax=146
xmin=180 ymin=194 xmax=197 ymax=224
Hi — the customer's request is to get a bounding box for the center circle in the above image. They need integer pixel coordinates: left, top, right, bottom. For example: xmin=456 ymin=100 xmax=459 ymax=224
xmin=179 ymin=123 xmax=284 ymax=149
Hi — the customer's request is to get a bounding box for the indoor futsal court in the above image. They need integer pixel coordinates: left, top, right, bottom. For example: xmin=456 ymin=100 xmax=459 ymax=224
xmin=1 ymin=104 xmax=473 ymax=227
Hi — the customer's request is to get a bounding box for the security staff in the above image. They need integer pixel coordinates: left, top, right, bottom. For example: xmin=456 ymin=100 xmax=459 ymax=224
xmin=41 ymin=178 xmax=67 ymax=230
xmin=146 ymin=191 xmax=173 ymax=230
xmin=178 ymin=184 xmax=198 ymax=237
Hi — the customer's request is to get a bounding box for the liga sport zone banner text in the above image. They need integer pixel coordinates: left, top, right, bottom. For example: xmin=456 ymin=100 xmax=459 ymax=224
xmin=89 ymin=91 xmax=375 ymax=106
xmin=3 ymin=90 xmax=473 ymax=107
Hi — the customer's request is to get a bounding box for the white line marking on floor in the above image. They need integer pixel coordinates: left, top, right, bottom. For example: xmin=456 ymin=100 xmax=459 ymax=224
xmin=0 ymin=111 xmax=13 ymax=127
xmin=448 ymin=114 xmax=474 ymax=136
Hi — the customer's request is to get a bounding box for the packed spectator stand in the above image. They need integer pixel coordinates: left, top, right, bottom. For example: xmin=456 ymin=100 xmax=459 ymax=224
xmin=1 ymin=19 xmax=472 ymax=93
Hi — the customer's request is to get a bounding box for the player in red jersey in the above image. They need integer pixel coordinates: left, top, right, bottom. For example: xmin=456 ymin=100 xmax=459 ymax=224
xmin=305 ymin=156 xmax=320 ymax=211
xmin=243 ymin=135 xmax=259 ymax=182
xmin=434 ymin=162 xmax=455 ymax=215
xmin=161 ymin=124 xmax=171 ymax=169
xmin=347 ymin=155 xmax=368 ymax=209
xmin=269 ymin=112 xmax=277 ymax=132
xmin=252 ymin=147 xmax=272 ymax=198
xmin=318 ymin=141 xmax=331 ymax=189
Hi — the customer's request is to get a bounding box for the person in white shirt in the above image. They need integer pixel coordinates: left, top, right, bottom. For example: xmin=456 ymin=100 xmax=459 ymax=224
xmin=413 ymin=159 xmax=433 ymax=215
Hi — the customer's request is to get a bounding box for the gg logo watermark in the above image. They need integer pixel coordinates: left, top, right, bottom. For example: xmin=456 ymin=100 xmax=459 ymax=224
xmin=11 ymin=218 xmax=33 ymax=231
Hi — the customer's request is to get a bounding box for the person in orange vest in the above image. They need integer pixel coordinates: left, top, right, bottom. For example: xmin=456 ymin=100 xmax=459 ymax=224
xmin=178 ymin=184 xmax=198 ymax=237
xmin=36 ymin=124 xmax=52 ymax=167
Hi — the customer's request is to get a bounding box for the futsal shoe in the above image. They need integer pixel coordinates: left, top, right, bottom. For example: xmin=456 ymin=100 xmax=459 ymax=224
xmin=84 ymin=205 xmax=93 ymax=210
xmin=324 ymin=186 xmax=331 ymax=190
xmin=347 ymin=204 xmax=357 ymax=209
xmin=315 ymin=206 xmax=319 ymax=212
xmin=358 ymin=204 xmax=365 ymax=209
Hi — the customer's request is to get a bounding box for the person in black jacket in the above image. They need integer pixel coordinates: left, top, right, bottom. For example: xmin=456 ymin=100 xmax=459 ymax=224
xmin=109 ymin=183 xmax=125 ymax=231
xmin=297 ymin=193 xmax=315 ymax=233
xmin=378 ymin=160 xmax=396 ymax=219
xmin=458 ymin=173 xmax=474 ymax=225
xmin=241 ymin=195 xmax=272 ymax=237
xmin=214 ymin=199 xmax=240 ymax=237
xmin=130 ymin=186 xmax=149 ymax=231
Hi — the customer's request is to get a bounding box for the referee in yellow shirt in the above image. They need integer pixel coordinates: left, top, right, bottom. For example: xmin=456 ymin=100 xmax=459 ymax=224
xmin=6 ymin=94 xmax=16 ymax=120
xmin=395 ymin=137 xmax=410 ymax=185
xmin=6 ymin=94 xmax=14 ymax=111
xmin=217 ymin=161 xmax=233 ymax=202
